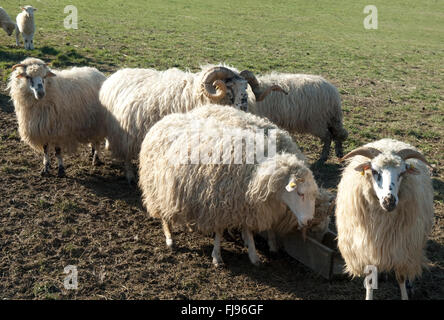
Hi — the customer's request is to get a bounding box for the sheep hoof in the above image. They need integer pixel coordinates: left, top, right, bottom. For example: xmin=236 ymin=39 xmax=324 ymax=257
xmin=249 ymin=256 xmax=261 ymax=266
xmin=212 ymin=259 xmax=224 ymax=268
xmin=166 ymin=239 xmax=174 ymax=249
xmin=40 ymin=168 xmax=50 ymax=177
xmin=57 ymin=167 xmax=65 ymax=178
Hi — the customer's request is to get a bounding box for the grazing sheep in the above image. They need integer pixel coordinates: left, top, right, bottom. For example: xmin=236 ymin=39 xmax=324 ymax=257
xmin=0 ymin=7 xmax=16 ymax=37
xmin=15 ymin=6 xmax=36 ymax=50
xmin=267 ymin=187 xmax=335 ymax=251
xmin=7 ymin=57 xmax=107 ymax=177
xmin=138 ymin=104 xmax=319 ymax=266
xmin=335 ymin=139 xmax=434 ymax=300
xmin=100 ymin=65 xmax=280 ymax=183
xmin=242 ymin=71 xmax=348 ymax=162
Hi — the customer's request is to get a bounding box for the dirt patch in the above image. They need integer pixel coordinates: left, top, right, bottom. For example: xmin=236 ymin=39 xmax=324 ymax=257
xmin=0 ymin=87 xmax=442 ymax=300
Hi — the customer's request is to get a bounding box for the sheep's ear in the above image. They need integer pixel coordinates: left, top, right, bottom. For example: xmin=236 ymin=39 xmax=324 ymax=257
xmin=406 ymin=164 xmax=420 ymax=175
xmin=16 ymin=73 xmax=26 ymax=78
xmin=354 ymin=162 xmax=371 ymax=175
xmin=46 ymin=71 xmax=56 ymax=78
xmin=21 ymin=7 xmax=25 ymax=11
xmin=33 ymin=8 xmax=37 ymax=11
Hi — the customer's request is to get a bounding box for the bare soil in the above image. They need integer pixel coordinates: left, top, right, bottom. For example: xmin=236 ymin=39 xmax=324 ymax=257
xmin=0 ymin=90 xmax=442 ymax=300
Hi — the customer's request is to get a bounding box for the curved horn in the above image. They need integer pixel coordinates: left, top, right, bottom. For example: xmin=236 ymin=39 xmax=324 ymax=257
xmin=240 ymin=70 xmax=287 ymax=102
xmin=339 ymin=147 xmax=381 ymax=162
xmin=240 ymin=70 xmax=259 ymax=89
xmin=201 ymin=66 xmax=236 ymax=101
xmin=11 ymin=64 xmax=26 ymax=71
xmin=396 ymin=149 xmax=431 ymax=167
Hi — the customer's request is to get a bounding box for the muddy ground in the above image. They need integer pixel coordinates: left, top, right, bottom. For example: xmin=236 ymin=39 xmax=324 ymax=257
xmin=0 ymin=90 xmax=442 ymax=300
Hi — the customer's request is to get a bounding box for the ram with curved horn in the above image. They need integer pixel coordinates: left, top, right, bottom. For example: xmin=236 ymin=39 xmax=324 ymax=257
xmin=100 ymin=64 xmax=274 ymax=183
xmin=335 ymin=138 xmax=435 ymax=300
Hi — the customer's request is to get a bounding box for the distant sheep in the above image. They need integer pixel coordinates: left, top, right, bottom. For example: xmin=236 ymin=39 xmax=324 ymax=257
xmin=139 ymin=104 xmax=319 ymax=266
xmin=242 ymin=71 xmax=348 ymax=162
xmin=15 ymin=6 xmax=36 ymax=50
xmin=0 ymin=7 xmax=16 ymax=37
xmin=335 ymin=139 xmax=434 ymax=300
xmin=7 ymin=57 xmax=107 ymax=177
xmin=100 ymin=65 xmax=279 ymax=183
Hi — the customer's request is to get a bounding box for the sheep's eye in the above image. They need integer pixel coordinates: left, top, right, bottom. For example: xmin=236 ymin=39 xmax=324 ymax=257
xmin=372 ymin=169 xmax=381 ymax=182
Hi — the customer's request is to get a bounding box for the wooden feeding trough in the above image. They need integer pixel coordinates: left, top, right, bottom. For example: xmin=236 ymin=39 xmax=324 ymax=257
xmin=281 ymin=230 xmax=345 ymax=280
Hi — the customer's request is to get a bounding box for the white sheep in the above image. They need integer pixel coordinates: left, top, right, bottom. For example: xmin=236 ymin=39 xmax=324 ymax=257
xmin=138 ymin=104 xmax=319 ymax=266
xmin=100 ymin=65 xmax=279 ymax=183
xmin=335 ymin=138 xmax=434 ymax=300
xmin=7 ymin=57 xmax=107 ymax=177
xmin=0 ymin=7 xmax=16 ymax=37
xmin=267 ymin=187 xmax=335 ymax=252
xmin=15 ymin=6 xmax=36 ymax=50
xmin=242 ymin=71 xmax=348 ymax=162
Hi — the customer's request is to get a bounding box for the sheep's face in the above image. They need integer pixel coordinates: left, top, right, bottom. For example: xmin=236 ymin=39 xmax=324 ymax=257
xmin=22 ymin=6 xmax=36 ymax=17
xmin=225 ymin=78 xmax=248 ymax=111
xmin=280 ymin=175 xmax=317 ymax=227
xmin=356 ymin=154 xmax=418 ymax=212
xmin=16 ymin=65 xmax=56 ymax=100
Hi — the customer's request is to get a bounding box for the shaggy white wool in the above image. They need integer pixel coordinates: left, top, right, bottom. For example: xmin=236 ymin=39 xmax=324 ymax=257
xmin=8 ymin=57 xmax=107 ymax=156
xmin=336 ymin=139 xmax=434 ymax=283
xmin=247 ymin=72 xmax=348 ymax=161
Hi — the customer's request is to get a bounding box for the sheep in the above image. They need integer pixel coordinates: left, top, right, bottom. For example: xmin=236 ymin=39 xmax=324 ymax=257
xmin=266 ymin=187 xmax=335 ymax=252
xmin=15 ymin=6 xmax=36 ymax=50
xmin=100 ymin=65 xmax=281 ymax=183
xmin=138 ymin=104 xmax=319 ymax=266
xmin=241 ymin=71 xmax=348 ymax=162
xmin=335 ymin=138 xmax=434 ymax=300
xmin=7 ymin=57 xmax=107 ymax=177
xmin=0 ymin=7 xmax=16 ymax=37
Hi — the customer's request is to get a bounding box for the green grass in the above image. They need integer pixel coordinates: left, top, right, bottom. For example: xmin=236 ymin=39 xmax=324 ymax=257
xmin=1 ymin=1 xmax=442 ymax=150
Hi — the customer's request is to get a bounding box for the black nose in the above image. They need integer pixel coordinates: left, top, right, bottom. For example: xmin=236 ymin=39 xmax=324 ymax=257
xmin=37 ymin=91 xmax=45 ymax=99
xmin=382 ymin=194 xmax=397 ymax=212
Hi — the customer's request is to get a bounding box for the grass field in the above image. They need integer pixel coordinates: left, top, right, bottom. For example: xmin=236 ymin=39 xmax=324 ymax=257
xmin=0 ymin=0 xmax=442 ymax=299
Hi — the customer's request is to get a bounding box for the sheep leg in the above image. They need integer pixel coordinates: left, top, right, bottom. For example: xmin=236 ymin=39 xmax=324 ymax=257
xmin=267 ymin=230 xmax=278 ymax=253
xmin=91 ymin=142 xmax=103 ymax=166
xmin=40 ymin=144 xmax=50 ymax=176
xmin=55 ymin=147 xmax=65 ymax=177
xmin=124 ymin=160 xmax=136 ymax=185
xmin=161 ymin=218 xmax=174 ymax=248
xmin=243 ymin=227 xmax=260 ymax=266
xmin=334 ymin=140 xmax=344 ymax=158
xmin=319 ymin=135 xmax=332 ymax=163
xmin=398 ymin=278 xmax=409 ymax=300
xmin=15 ymin=27 xmax=20 ymax=46
xmin=241 ymin=229 xmax=247 ymax=247
xmin=211 ymin=231 xmax=224 ymax=267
